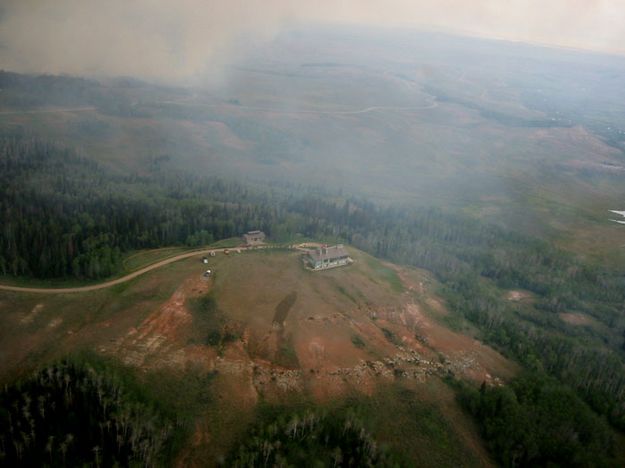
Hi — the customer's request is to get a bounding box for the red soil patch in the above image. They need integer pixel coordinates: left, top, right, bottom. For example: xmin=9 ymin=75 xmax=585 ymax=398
xmin=405 ymin=303 xmax=516 ymax=382
xmin=396 ymin=268 xmax=518 ymax=383
xmin=111 ymin=274 xmax=212 ymax=368
xmin=205 ymin=121 xmax=250 ymax=151
xmin=506 ymin=290 xmax=533 ymax=302
xmin=559 ymin=312 xmax=595 ymax=327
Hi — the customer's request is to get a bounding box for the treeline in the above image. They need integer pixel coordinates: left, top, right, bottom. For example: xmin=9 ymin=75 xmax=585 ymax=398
xmin=455 ymin=373 xmax=616 ymax=467
xmin=0 ymin=137 xmax=313 ymax=278
xmin=0 ymin=359 xmax=173 ymax=467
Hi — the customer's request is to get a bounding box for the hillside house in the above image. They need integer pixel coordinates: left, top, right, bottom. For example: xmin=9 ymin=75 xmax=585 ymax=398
xmin=306 ymin=244 xmax=352 ymax=271
xmin=243 ymin=230 xmax=266 ymax=246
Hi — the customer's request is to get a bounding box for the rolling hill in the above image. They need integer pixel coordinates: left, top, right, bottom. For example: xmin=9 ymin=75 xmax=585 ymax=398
xmin=0 ymin=246 xmax=517 ymax=465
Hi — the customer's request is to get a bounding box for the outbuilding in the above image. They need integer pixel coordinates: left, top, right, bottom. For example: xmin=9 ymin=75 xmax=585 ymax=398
xmin=243 ymin=230 xmax=266 ymax=246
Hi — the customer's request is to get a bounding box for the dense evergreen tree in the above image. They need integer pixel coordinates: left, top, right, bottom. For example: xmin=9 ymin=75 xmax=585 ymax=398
xmin=0 ymin=360 xmax=172 ymax=467
xmin=229 ymin=410 xmax=396 ymax=467
xmin=456 ymin=373 xmax=616 ymax=467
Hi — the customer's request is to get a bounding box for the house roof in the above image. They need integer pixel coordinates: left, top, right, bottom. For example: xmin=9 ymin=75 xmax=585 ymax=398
xmin=245 ymin=230 xmax=264 ymax=236
xmin=308 ymin=244 xmax=349 ymax=262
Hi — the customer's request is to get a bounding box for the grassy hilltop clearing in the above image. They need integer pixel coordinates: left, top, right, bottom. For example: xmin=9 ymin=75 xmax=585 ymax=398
xmin=0 ymin=247 xmax=511 ymax=466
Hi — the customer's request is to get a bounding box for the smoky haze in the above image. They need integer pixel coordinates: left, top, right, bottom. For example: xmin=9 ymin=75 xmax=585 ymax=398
xmin=1 ymin=1 xmax=625 ymax=83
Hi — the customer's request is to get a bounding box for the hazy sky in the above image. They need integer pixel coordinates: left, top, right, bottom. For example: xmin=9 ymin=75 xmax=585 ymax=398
xmin=1 ymin=1 xmax=624 ymax=82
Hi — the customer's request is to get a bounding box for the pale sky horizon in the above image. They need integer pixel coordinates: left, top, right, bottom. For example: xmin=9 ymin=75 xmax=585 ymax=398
xmin=1 ymin=1 xmax=624 ymax=82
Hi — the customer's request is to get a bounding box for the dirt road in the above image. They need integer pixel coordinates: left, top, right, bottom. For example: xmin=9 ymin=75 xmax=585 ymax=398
xmin=0 ymin=107 xmax=97 ymax=115
xmin=0 ymin=246 xmax=257 ymax=294
xmin=0 ymin=101 xmax=438 ymax=118
xmin=160 ymin=96 xmax=438 ymax=116
xmin=221 ymin=101 xmax=438 ymax=115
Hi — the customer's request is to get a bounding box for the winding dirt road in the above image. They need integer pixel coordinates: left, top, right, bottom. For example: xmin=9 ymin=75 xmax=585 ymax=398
xmin=0 ymin=100 xmax=438 ymax=118
xmin=0 ymin=246 xmax=255 ymax=295
xmin=0 ymin=107 xmax=97 ymax=115
xmin=217 ymin=101 xmax=439 ymax=115
xmin=160 ymin=96 xmax=438 ymax=116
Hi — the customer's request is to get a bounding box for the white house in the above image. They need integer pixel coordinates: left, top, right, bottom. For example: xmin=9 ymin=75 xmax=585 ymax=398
xmin=305 ymin=244 xmax=352 ymax=271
